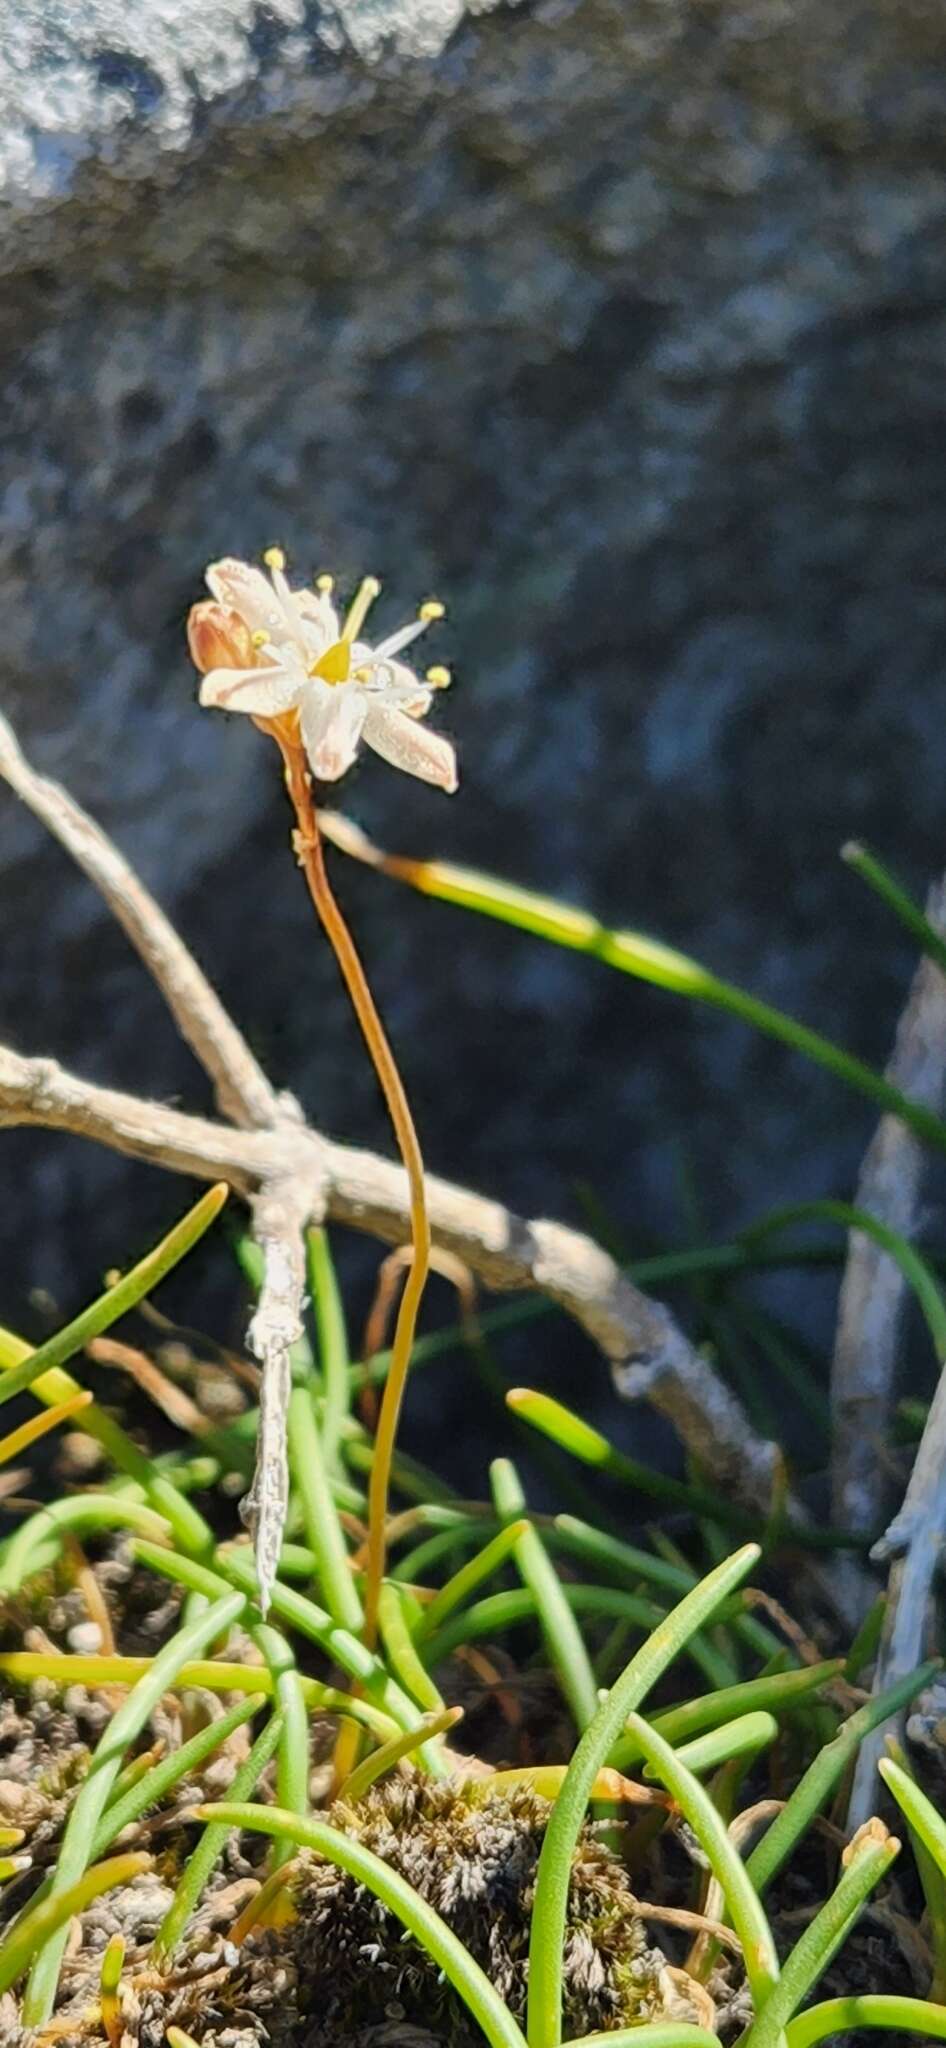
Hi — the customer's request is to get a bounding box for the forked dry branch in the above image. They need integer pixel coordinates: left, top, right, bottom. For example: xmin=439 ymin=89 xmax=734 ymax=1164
xmin=0 ymin=709 xmax=793 ymax=1599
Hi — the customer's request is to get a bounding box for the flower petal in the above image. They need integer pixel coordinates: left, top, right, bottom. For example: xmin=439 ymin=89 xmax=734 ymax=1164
xmin=380 ymin=660 xmax=433 ymax=715
xmin=300 ymin=683 xmax=368 ymax=782
xmin=362 ymin=701 xmax=457 ymax=792
xmin=351 ymin=647 xmax=431 ymax=714
xmin=206 ymin=559 xmax=289 ymax=642
xmin=199 ymin=665 xmax=302 ymax=717
xmin=295 ymin=586 xmax=341 ymax=648
xmin=188 ymin=601 xmax=256 ymax=675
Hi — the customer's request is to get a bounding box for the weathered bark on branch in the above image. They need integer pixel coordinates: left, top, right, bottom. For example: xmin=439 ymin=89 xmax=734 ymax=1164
xmin=831 ymin=874 xmax=946 ymax=1556
xmin=0 ymin=712 xmax=794 ymax=1573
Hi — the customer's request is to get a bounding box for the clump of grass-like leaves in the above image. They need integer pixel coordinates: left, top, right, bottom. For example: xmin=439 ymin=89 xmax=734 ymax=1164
xmin=2 ymin=829 xmax=946 ymax=2042
xmin=0 ymin=1201 xmax=940 ymax=2047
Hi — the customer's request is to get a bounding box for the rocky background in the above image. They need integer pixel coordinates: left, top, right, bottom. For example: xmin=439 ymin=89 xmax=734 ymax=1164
xmin=2 ymin=0 xmax=946 ymax=1436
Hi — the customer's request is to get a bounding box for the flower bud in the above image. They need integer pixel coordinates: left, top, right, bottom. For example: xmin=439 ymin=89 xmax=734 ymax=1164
xmin=187 ymin=600 xmax=255 ymax=674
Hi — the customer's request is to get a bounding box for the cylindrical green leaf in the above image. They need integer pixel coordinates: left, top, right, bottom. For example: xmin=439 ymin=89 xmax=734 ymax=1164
xmin=20 ymin=1589 xmax=244 ymax=2026
xmin=526 ymin=1544 xmax=759 ymax=2048
xmin=193 ymin=1801 xmax=528 ymax=2048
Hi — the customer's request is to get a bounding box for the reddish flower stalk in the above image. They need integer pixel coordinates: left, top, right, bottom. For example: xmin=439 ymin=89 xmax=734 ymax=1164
xmin=190 ymin=549 xmax=456 ymax=1643
xmin=274 ymin=727 xmax=430 ymax=1646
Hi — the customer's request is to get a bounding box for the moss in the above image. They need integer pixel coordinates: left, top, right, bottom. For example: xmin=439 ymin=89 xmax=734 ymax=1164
xmin=156 ymin=1771 xmax=688 ymax=2048
xmin=7 ymin=1765 xmax=700 ymax=2046
xmin=0 ymin=1689 xmax=102 ymax=1846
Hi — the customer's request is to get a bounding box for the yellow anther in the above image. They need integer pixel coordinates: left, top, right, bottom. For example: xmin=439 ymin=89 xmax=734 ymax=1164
xmin=316 ymin=573 xmax=335 ymax=594
xmin=419 ymin=599 xmax=445 ymax=622
xmin=426 ymin=665 xmax=451 ymax=688
xmin=263 ymin=546 xmax=286 ymax=572
xmin=251 ymin=629 xmax=269 ymax=648
xmin=343 ymin=575 xmax=381 ymax=642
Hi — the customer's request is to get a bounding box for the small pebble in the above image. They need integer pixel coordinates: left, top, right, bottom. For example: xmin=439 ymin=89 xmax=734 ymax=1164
xmin=67 ymin=1621 xmax=103 ymax=1653
xmin=54 ymin=1430 xmax=105 ymax=1479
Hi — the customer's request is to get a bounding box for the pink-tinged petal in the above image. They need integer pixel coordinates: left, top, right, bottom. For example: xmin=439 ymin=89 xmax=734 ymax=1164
xmin=352 ymin=646 xmax=430 ymax=714
xmin=382 ymin=658 xmax=433 ymax=715
xmin=295 ymin=587 xmax=341 ymax=646
xmin=206 ymin=559 xmax=288 ymax=641
xmin=300 ymin=683 xmax=368 ymax=781
xmin=199 ymin=665 xmax=302 ymax=717
xmin=187 ymin=600 xmax=255 ymax=674
xmin=362 ymin=701 xmax=458 ymax=792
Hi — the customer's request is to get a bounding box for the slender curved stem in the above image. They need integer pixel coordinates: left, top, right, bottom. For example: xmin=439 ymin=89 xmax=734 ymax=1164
xmin=526 ymin=1545 xmax=760 ymax=2048
xmin=21 ymin=1589 xmax=246 ymax=2025
xmin=786 ymin=1996 xmax=946 ymax=2048
xmin=621 ymin=1712 xmax=779 ymax=2009
xmin=194 ymin=1801 xmax=528 ymax=2048
xmin=276 ymin=733 xmax=430 ymax=1647
xmin=0 ymin=1853 xmax=151 ymax=1999
xmin=568 ymin=2030 xmax=718 ymax=2048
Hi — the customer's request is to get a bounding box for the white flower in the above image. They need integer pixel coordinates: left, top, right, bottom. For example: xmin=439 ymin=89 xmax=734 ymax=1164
xmin=194 ymin=550 xmax=458 ymax=793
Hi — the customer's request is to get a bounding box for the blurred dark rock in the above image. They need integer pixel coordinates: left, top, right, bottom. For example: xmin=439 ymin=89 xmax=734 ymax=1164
xmin=2 ymin=0 xmax=946 ymax=1409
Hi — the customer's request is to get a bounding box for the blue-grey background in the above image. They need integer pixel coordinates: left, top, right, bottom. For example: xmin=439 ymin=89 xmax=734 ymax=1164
xmin=2 ymin=0 xmax=946 ymax=1455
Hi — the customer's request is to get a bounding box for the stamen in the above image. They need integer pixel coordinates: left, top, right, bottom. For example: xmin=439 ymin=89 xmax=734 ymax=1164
xmin=426 ymin=665 xmax=452 ymax=688
xmin=316 ymin=574 xmax=335 ymax=594
xmin=251 ymin=630 xmax=269 ymax=648
xmin=263 ymin=547 xmax=286 ymax=573
xmin=343 ymin=575 xmax=381 ymax=642
xmin=419 ymin=600 xmax=445 ymax=622
xmin=311 ymin=640 xmax=352 ymax=685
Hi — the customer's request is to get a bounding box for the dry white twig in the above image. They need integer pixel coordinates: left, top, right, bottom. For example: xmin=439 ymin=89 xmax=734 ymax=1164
xmin=0 ymin=711 xmax=284 ymax=1133
xmin=847 ymin=1364 xmax=946 ymax=1829
xmin=0 ymin=714 xmax=798 ymax=1596
xmin=829 ymin=874 xmax=946 ymax=1824
xmin=831 ymin=876 xmax=946 ymax=1537
xmin=0 ymin=1039 xmax=781 ymax=1496
xmin=243 ymin=1178 xmax=315 ymax=1605
xmin=830 ymin=874 xmax=946 ymax=1634
xmin=0 ymin=709 xmax=308 ymax=1606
